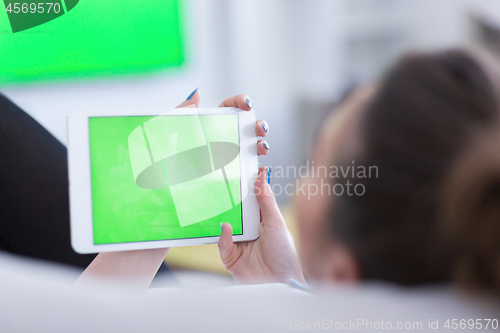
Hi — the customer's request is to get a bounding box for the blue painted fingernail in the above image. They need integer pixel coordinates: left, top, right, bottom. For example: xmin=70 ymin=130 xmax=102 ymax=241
xmin=246 ymin=98 xmax=252 ymax=109
xmin=186 ymin=88 xmax=198 ymax=100
xmin=262 ymin=142 xmax=269 ymax=150
xmin=261 ymin=123 xmax=268 ymax=133
xmin=267 ymin=167 xmax=272 ymax=185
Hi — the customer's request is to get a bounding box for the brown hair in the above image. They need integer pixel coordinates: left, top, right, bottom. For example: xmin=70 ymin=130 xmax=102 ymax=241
xmin=328 ymin=49 xmax=500 ymax=290
xmin=441 ymin=129 xmax=500 ymax=295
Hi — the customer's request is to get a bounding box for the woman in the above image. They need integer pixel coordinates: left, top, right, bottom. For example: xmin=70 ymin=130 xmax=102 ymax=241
xmin=2 ymin=48 xmax=499 ymax=333
xmin=292 ymin=48 xmax=500 ymax=294
xmin=222 ymin=48 xmax=500 ymax=294
xmin=81 ymin=48 xmax=500 ymax=298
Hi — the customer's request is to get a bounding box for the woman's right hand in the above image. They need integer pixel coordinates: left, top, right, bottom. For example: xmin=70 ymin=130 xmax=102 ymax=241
xmin=218 ymin=167 xmax=306 ymax=285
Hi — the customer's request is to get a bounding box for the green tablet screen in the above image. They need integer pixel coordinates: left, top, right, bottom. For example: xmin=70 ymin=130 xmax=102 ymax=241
xmin=88 ymin=115 xmax=243 ymax=245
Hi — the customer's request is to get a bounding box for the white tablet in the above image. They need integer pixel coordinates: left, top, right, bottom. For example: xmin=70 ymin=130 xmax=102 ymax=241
xmin=68 ymin=107 xmax=260 ymax=253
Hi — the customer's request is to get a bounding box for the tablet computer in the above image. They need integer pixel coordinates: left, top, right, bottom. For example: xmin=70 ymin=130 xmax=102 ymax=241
xmin=68 ymin=107 xmax=260 ymax=253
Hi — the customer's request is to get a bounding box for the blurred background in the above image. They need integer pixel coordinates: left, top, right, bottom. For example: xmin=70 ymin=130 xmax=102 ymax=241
xmin=3 ymin=0 xmax=500 ymax=285
xmin=4 ymin=0 xmax=500 ymax=204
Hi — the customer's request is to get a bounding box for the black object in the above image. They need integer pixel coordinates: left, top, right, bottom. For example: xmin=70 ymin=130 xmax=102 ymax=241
xmin=0 ymin=93 xmax=97 ymax=267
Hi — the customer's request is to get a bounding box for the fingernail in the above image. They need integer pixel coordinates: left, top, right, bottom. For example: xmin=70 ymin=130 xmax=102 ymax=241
xmin=246 ymin=97 xmax=252 ymax=109
xmin=261 ymin=123 xmax=268 ymax=133
xmin=262 ymin=142 xmax=269 ymax=150
xmin=220 ymin=222 xmax=223 ymax=231
xmin=267 ymin=167 xmax=272 ymax=185
xmin=186 ymin=88 xmax=198 ymax=101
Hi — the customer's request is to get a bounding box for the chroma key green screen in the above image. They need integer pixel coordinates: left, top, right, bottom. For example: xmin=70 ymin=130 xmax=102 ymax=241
xmin=89 ymin=115 xmax=243 ymax=245
xmin=0 ymin=0 xmax=185 ymax=84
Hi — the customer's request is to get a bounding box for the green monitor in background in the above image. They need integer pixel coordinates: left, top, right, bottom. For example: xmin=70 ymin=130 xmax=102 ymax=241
xmin=0 ymin=0 xmax=185 ymax=84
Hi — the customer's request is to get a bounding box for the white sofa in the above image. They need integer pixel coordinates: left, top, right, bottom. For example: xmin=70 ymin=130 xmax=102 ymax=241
xmin=0 ymin=253 xmax=498 ymax=332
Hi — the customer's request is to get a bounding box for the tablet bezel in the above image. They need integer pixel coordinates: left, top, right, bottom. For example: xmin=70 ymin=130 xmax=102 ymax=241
xmin=68 ymin=107 xmax=260 ymax=253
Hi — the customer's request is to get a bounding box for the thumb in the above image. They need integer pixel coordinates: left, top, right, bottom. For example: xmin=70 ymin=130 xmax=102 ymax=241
xmin=255 ymin=167 xmax=284 ymax=228
xmin=176 ymin=88 xmax=200 ymax=108
xmin=218 ymin=223 xmax=236 ymax=265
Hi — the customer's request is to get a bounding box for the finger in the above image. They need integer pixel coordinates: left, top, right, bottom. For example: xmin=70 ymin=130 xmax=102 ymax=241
xmin=257 ymin=140 xmax=269 ymax=156
xmin=256 ymin=120 xmax=269 ymax=137
xmin=219 ymin=94 xmax=252 ymax=111
xmin=176 ymin=88 xmax=200 ymax=108
xmin=218 ymin=223 xmax=236 ymax=265
xmin=255 ymin=167 xmax=284 ymax=227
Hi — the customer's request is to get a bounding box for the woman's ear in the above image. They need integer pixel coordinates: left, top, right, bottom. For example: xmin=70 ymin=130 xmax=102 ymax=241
xmin=323 ymin=244 xmax=361 ymax=283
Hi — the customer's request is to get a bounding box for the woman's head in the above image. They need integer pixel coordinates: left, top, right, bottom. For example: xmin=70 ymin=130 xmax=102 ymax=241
xmin=296 ymin=49 xmax=500 ymax=293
